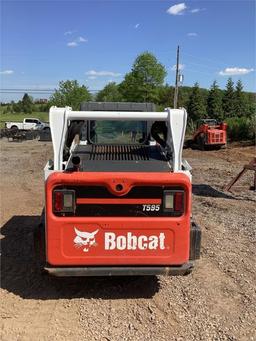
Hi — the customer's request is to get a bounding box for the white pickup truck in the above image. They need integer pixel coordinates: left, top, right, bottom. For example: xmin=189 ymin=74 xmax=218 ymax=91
xmin=5 ymin=118 xmax=50 ymax=131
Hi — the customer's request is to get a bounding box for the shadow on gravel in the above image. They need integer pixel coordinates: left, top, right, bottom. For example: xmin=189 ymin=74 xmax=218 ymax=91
xmin=193 ymin=184 xmax=235 ymax=199
xmin=1 ymin=216 xmax=160 ymax=300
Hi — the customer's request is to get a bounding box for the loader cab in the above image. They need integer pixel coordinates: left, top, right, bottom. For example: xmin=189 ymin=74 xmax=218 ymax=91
xmin=83 ymin=101 xmax=154 ymax=146
xmin=64 ymin=102 xmax=162 ymax=162
xmin=196 ymin=119 xmax=217 ymax=128
xmin=63 ymin=102 xmax=171 ymax=173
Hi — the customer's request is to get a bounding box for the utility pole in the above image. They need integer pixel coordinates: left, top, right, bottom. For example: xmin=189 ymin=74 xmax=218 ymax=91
xmin=173 ymin=45 xmax=180 ymax=109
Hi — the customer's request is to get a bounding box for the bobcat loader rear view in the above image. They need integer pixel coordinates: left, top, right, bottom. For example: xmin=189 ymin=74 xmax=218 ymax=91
xmin=35 ymin=102 xmax=201 ymax=276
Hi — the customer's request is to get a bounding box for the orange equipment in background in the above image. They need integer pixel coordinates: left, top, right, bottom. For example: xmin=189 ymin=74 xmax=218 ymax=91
xmin=192 ymin=119 xmax=227 ymax=150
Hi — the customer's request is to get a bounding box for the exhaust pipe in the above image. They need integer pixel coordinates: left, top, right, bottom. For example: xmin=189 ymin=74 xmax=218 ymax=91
xmin=71 ymin=156 xmax=81 ymax=171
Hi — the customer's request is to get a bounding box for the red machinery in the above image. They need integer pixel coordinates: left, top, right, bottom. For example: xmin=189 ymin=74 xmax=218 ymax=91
xmin=192 ymin=119 xmax=227 ymax=150
xmin=35 ymin=102 xmax=201 ymax=277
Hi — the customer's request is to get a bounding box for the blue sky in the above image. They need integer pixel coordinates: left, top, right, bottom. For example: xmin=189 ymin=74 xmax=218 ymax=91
xmin=1 ymin=0 xmax=255 ymax=102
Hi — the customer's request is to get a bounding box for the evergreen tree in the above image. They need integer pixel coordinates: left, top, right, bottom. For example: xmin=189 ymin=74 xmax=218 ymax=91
xmin=207 ymin=80 xmax=223 ymax=119
xmin=177 ymin=86 xmax=193 ymax=109
xmin=21 ymin=93 xmax=33 ymax=114
xmin=187 ymin=82 xmax=206 ymax=121
xmin=222 ymin=78 xmax=235 ymax=117
xmin=234 ymin=80 xmax=246 ymax=117
xmin=13 ymin=101 xmax=22 ymax=113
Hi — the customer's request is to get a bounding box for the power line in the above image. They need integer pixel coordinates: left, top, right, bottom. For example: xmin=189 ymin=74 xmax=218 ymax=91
xmin=0 ymin=89 xmax=100 ymax=94
xmin=159 ymin=49 xmax=228 ymax=68
xmin=183 ymin=61 xmax=219 ymax=71
xmin=0 ymin=89 xmax=54 ymax=91
xmin=182 ymin=52 xmax=227 ymax=68
xmin=0 ymin=91 xmax=54 ymax=94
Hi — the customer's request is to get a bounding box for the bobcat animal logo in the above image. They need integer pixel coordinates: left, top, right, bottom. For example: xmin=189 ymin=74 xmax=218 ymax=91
xmin=73 ymin=227 xmax=99 ymax=252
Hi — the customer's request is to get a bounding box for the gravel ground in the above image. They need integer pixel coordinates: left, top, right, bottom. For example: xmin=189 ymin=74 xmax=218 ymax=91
xmin=0 ymin=139 xmax=255 ymax=341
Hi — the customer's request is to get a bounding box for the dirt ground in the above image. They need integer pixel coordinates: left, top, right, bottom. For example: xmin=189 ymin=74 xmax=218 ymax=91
xmin=0 ymin=139 xmax=255 ymax=341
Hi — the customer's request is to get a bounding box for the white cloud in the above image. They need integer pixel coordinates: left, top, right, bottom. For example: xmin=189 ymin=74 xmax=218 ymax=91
xmin=167 ymin=3 xmax=187 ymax=15
xmin=219 ymin=67 xmax=254 ymax=76
xmin=67 ymin=41 xmax=78 ymax=47
xmin=187 ymin=32 xmax=198 ymax=37
xmin=0 ymin=70 xmax=14 ymax=75
xmin=78 ymin=36 xmax=87 ymax=42
xmin=88 ymin=76 xmax=97 ymax=80
xmin=171 ymin=64 xmax=185 ymax=71
xmin=190 ymin=8 xmax=205 ymax=13
xmin=85 ymin=70 xmax=122 ymax=77
xmin=64 ymin=30 xmax=74 ymax=35
xmin=190 ymin=8 xmax=200 ymax=13
xmin=167 ymin=4 xmax=205 ymax=16
xmin=65 ymin=31 xmax=88 ymax=48
xmin=134 ymin=23 xmax=140 ymax=29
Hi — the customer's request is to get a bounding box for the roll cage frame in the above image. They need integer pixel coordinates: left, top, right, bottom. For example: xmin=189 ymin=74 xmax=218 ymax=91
xmin=49 ymin=106 xmax=187 ymax=173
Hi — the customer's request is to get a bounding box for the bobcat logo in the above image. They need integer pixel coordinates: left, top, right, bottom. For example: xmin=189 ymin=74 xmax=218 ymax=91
xmin=73 ymin=227 xmax=99 ymax=252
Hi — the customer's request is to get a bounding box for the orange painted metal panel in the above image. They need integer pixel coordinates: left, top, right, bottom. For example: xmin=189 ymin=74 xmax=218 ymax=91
xmin=46 ymin=172 xmax=191 ymax=266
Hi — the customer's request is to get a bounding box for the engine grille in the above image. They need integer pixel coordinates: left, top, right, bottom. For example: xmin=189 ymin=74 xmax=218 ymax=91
xmin=89 ymin=145 xmax=152 ymax=161
xmin=208 ymin=132 xmax=224 ymax=143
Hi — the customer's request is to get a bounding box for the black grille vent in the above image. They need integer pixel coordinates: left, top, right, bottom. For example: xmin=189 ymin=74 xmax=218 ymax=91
xmin=89 ymin=145 xmax=151 ymax=161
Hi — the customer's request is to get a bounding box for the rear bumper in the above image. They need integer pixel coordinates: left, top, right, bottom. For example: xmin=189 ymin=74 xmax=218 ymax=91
xmin=44 ymin=262 xmax=194 ymax=277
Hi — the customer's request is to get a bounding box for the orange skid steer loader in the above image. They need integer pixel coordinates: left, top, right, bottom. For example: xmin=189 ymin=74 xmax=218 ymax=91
xmin=34 ymin=102 xmax=201 ymax=277
xmin=189 ymin=119 xmax=227 ymax=150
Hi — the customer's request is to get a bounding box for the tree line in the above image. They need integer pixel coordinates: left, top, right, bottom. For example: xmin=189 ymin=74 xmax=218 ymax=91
xmin=1 ymin=52 xmax=255 ymax=140
xmin=47 ymin=52 xmax=255 ymax=122
xmin=1 ymin=93 xmax=49 ymax=114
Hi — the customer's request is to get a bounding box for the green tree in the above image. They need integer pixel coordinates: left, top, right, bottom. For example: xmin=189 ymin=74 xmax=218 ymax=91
xmin=6 ymin=105 xmax=13 ymax=114
xmin=96 ymin=82 xmax=123 ymax=102
xmin=119 ymin=52 xmax=166 ymax=102
xmin=207 ymin=80 xmax=223 ymax=119
xmin=222 ymin=78 xmax=235 ymax=117
xmin=234 ymin=80 xmax=247 ymax=117
xmin=187 ymin=82 xmax=206 ymax=121
xmin=50 ymin=80 xmax=92 ymax=110
xmin=21 ymin=93 xmax=33 ymax=114
xmin=177 ymin=86 xmax=192 ymax=109
xmin=13 ymin=101 xmax=22 ymax=113
xmin=156 ymin=85 xmax=174 ymax=109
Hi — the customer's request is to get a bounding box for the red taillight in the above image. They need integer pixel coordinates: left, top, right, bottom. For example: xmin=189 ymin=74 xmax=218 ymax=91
xmin=163 ymin=190 xmax=184 ymax=215
xmin=174 ymin=192 xmax=183 ymax=212
xmin=53 ymin=190 xmax=75 ymax=213
xmin=54 ymin=191 xmax=63 ymax=212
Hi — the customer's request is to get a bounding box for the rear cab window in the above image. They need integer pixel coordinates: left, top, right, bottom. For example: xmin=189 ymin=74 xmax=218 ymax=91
xmin=89 ymin=120 xmax=147 ymax=144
